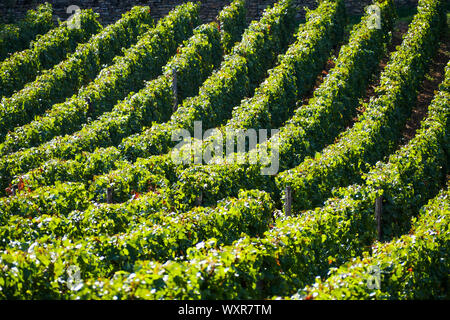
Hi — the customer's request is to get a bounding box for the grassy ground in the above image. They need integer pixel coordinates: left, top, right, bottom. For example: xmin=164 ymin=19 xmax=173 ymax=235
xmin=347 ymin=4 xmax=417 ymax=26
xmin=396 ymin=5 xmax=418 ymax=23
xmin=396 ymin=2 xmax=449 ymax=27
xmin=347 ymin=3 xmax=449 ymax=37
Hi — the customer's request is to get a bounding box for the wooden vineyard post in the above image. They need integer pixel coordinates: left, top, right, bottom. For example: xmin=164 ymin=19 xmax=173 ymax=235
xmin=195 ymin=192 xmax=203 ymax=206
xmin=106 ymin=187 xmax=113 ymax=204
xmin=11 ymin=185 xmax=17 ymax=197
xmin=284 ymin=185 xmax=292 ymax=216
xmin=172 ymin=68 xmax=178 ymax=112
xmin=375 ymin=194 xmax=383 ymax=240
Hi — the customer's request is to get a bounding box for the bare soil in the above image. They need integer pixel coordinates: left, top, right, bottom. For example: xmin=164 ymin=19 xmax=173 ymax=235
xmin=398 ymin=28 xmax=450 ymax=145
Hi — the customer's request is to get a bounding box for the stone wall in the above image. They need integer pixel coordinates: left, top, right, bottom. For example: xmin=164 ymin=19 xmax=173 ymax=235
xmin=1 ymin=0 xmax=419 ymax=26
